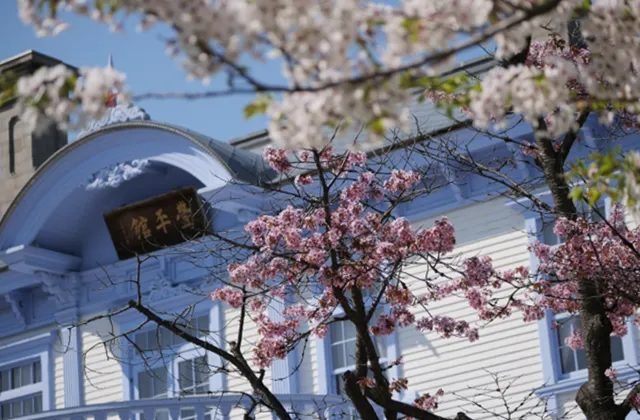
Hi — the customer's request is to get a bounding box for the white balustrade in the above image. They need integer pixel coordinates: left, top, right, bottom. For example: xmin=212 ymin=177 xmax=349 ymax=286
xmin=18 ymin=394 xmax=345 ymax=420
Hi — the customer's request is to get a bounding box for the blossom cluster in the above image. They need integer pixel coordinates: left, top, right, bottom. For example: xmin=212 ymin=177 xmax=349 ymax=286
xmin=211 ymin=147 xmax=494 ymax=374
xmin=465 ymin=206 xmax=640 ymax=351
xmin=18 ymin=0 xmax=640 ymax=149
xmin=15 ymin=63 xmax=128 ymax=132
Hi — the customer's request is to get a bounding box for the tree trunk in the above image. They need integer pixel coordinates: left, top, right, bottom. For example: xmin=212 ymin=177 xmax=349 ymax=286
xmin=534 ymin=131 xmax=617 ymax=420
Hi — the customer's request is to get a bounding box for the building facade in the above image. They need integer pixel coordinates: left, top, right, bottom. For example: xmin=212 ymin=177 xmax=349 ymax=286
xmin=0 ymin=50 xmax=637 ymax=420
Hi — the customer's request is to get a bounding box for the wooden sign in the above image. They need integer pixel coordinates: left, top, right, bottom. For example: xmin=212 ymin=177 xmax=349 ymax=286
xmin=104 ymin=187 xmax=208 ymax=260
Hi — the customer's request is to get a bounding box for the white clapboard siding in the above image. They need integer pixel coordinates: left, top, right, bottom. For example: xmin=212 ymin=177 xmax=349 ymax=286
xmin=399 ymin=198 xmax=544 ymax=419
xmin=296 ymin=325 xmax=317 ymax=395
xmin=557 ymin=391 xmax=582 ymax=419
xmin=81 ymin=317 xmax=123 ymax=405
xmin=223 ymin=303 xmax=274 ymax=420
xmin=53 ymin=333 xmax=65 ymax=409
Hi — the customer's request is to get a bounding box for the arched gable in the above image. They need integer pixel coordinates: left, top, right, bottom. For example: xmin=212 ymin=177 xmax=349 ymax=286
xmin=0 ymin=121 xmax=258 ymax=253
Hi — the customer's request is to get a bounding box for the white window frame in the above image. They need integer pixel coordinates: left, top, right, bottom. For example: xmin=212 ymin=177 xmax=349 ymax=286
xmin=553 ymin=312 xmax=626 ymax=381
xmin=130 ymin=309 xmax=216 ymax=401
xmin=328 ymin=305 xmax=389 ymax=395
xmin=0 ymin=332 xmax=54 ymax=418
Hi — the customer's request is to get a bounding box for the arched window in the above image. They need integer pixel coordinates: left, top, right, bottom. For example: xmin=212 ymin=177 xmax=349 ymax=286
xmin=8 ymin=116 xmax=18 ymax=175
xmin=31 ymin=119 xmax=64 ymax=169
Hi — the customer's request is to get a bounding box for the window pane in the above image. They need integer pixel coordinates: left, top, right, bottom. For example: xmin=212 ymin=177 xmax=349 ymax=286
xmin=181 ymin=408 xmax=196 ymax=420
xmin=542 ymin=220 xmax=564 ymax=245
xmin=591 ymin=206 xmax=606 ymax=222
xmin=611 ymin=336 xmax=625 ymax=362
xmin=10 ymin=368 xmax=19 ymax=390
xmin=1 ymin=372 xmax=9 ymax=392
xmin=331 ymin=342 xmax=345 ymax=370
xmin=158 ymin=328 xmax=172 ymax=349
xmin=154 ymin=368 xmax=168 ymax=397
xmin=147 ymin=331 xmax=158 ymax=350
xmin=21 ymin=365 xmax=31 ymax=387
xmin=576 ymin=349 xmax=587 ymax=370
xmin=23 ymin=399 xmax=33 ymax=416
xmin=375 ymin=335 xmax=387 ymax=359
xmin=33 ymin=361 xmax=41 ymax=384
xmin=1 ymin=403 xmax=9 ymax=419
xmin=138 ymin=371 xmax=153 ymax=399
xmin=330 ymin=323 xmax=342 ymax=343
xmin=343 ymin=322 xmax=356 ymax=342
xmin=560 ymin=346 xmax=576 ymax=373
xmin=344 ymin=339 xmax=357 ymax=367
xmin=198 ymin=315 xmax=209 ymax=334
xmin=10 ymin=401 xmax=21 ymax=418
xmin=135 ymin=332 xmax=147 ymax=351
xmin=557 ymin=320 xmax=572 ymax=344
xmin=179 ymin=360 xmax=194 ymax=394
xmin=194 ymin=357 xmax=209 ymax=392
xmin=33 ymin=394 xmax=42 ymax=413
xmin=156 ymin=411 xmax=170 ymax=420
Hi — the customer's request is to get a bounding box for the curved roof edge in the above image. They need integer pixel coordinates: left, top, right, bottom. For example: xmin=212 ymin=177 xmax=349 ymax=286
xmin=0 ymin=121 xmax=278 ymax=233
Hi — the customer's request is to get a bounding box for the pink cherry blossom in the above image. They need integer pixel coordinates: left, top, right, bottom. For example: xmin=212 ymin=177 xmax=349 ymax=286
xmin=605 ymin=367 xmax=618 ymax=381
xmin=263 ymin=146 xmax=292 ymax=173
xmin=211 ymin=287 xmax=244 ymax=309
xmin=414 ymin=389 xmax=445 ymax=411
xmin=383 ymin=170 xmax=421 ymax=193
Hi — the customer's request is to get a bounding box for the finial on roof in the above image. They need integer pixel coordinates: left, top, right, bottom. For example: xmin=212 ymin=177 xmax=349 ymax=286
xmin=105 ymin=53 xmax=118 ymax=107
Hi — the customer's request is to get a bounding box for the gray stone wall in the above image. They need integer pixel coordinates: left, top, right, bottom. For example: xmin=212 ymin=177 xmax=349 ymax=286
xmin=0 ymin=106 xmax=65 ymax=219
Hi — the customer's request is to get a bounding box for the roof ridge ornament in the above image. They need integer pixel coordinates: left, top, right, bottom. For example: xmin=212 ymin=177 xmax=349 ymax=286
xmin=76 ymin=105 xmax=151 ymax=139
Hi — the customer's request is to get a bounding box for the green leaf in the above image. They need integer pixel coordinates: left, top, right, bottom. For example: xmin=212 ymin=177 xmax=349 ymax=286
xmin=368 ymin=118 xmax=386 ymax=136
xmin=569 ymin=186 xmax=584 ymax=203
xmin=587 ymin=188 xmax=602 ymax=206
xmin=243 ymin=94 xmax=272 ymax=119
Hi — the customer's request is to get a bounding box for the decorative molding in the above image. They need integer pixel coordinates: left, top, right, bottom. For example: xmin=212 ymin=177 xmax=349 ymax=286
xmin=146 ymin=274 xmax=194 ymax=302
xmin=2 ymin=245 xmax=82 ymax=275
xmin=37 ymin=272 xmax=79 ymax=308
xmin=77 ymin=104 xmax=150 ymax=139
xmin=4 ymin=290 xmax=28 ymax=328
xmin=85 ymin=159 xmax=151 ymax=190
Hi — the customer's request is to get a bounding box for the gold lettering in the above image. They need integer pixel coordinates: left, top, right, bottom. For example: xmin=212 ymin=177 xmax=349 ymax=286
xmin=131 ymin=216 xmax=152 ymax=241
xmin=176 ymin=201 xmax=194 ymax=229
xmin=155 ymin=208 xmax=171 ymax=233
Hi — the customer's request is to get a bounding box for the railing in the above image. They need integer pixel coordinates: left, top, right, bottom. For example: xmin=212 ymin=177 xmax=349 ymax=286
xmin=19 ymin=394 xmax=348 ymax=420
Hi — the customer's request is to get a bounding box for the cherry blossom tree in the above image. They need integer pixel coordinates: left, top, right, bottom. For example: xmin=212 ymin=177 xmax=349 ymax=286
xmin=83 ymin=144 xmax=554 ymax=420
xmin=9 ymin=1 xmax=640 ymax=419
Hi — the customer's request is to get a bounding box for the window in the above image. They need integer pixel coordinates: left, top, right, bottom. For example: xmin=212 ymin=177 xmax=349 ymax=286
xmin=133 ymin=314 xmax=211 ymax=395
xmin=329 ymin=315 xmax=387 ymax=419
xmin=134 ymin=313 xmax=213 ymax=420
xmin=138 ymin=367 xmax=168 ymax=399
xmin=0 ymin=360 xmax=43 ymax=419
xmin=177 ymin=357 xmax=211 ymax=420
xmin=542 ymin=204 xmax=606 ymax=246
xmin=135 ymin=314 xmax=209 ymax=352
xmin=177 ymin=357 xmax=209 ymax=396
xmin=556 ymin=316 xmax=624 ymax=375
xmin=8 ymin=117 xmax=18 ymax=175
xmin=329 ymin=310 xmax=387 ymax=395
xmin=0 ymin=394 xmax=42 ymax=419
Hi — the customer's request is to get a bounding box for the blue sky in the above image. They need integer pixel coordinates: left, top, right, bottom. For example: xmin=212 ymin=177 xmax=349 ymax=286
xmin=0 ymin=2 xmax=278 ymax=141
xmin=0 ymin=2 xmax=494 ymax=143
